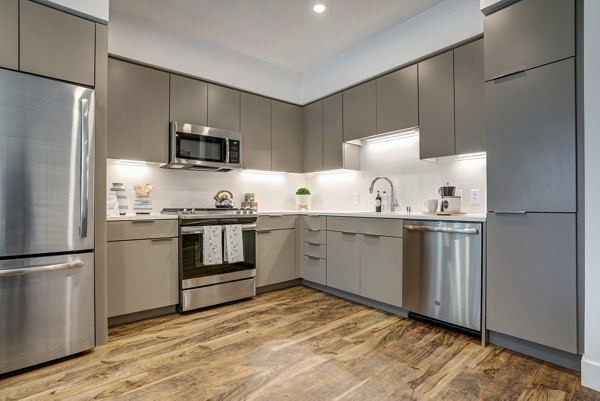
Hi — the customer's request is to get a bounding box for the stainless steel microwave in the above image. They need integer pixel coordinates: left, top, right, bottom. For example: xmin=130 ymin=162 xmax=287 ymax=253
xmin=163 ymin=122 xmax=242 ymax=171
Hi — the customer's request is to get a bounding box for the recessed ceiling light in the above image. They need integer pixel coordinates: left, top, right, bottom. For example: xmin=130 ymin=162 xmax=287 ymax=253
xmin=313 ymin=3 xmax=326 ymax=13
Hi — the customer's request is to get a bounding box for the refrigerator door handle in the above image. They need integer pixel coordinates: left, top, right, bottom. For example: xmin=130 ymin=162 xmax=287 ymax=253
xmin=80 ymin=98 xmax=90 ymax=238
xmin=0 ymin=260 xmax=84 ymax=277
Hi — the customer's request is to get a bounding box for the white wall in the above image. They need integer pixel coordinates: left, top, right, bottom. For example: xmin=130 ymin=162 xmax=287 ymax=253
xmin=582 ymin=0 xmax=600 ymax=392
xmin=108 ymin=12 xmax=303 ymax=104
xmin=42 ymin=0 xmax=109 ymax=22
xmin=305 ymin=136 xmax=486 ymax=213
xmin=106 ymin=160 xmax=305 ymax=213
xmin=300 ymin=0 xmax=483 ymax=104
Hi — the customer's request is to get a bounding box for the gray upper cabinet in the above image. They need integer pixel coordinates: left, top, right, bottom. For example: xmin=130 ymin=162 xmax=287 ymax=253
xmin=486 ymin=212 xmax=577 ymax=353
xmin=19 ymin=0 xmax=95 ymax=86
xmin=207 ymin=83 xmax=240 ymax=131
xmin=484 ymin=0 xmax=574 ymax=81
xmin=376 ymin=65 xmax=418 ymax=134
xmin=343 ymin=81 xmax=376 ymax=142
xmin=272 ymin=100 xmax=301 ymax=173
xmin=241 ymin=93 xmax=271 ymax=170
xmin=323 ymin=93 xmax=360 ymax=171
xmin=454 ymin=39 xmax=485 ymax=154
xmin=418 ymin=51 xmax=455 ymax=159
xmin=302 ymin=100 xmax=323 ymax=173
xmin=486 ymin=59 xmax=576 ymax=213
xmin=169 ymin=74 xmax=207 ymax=126
xmin=107 ymin=58 xmax=170 ymax=163
xmin=0 ymin=0 xmax=18 ymax=70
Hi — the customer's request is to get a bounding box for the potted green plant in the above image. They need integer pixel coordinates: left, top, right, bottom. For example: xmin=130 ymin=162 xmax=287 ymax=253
xmin=295 ymin=187 xmax=311 ymax=210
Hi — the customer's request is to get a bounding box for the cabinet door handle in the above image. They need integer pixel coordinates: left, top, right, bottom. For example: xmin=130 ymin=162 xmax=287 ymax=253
xmin=306 ymin=255 xmax=321 ymax=261
xmin=150 ymin=237 xmax=174 ymax=242
xmin=131 ymin=220 xmax=155 ymax=223
xmin=267 ymin=214 xmax=284 ymax=217
xmin=492 ymin=211 xmax=527 ymax=215
xmin=341 ymin=231 xmax=357 ymax=236
xmin=306 ymin=242 xmax=320 ymax=246
xmin=490 ymin=66 xmax=527 ymax=81
xmin=256 ymin=230 xmax=272 ymax=234
xmin=363 ymin=233 xmax=381 ymax=238
xmin=308 ymin=228 xmax=321 ymax=232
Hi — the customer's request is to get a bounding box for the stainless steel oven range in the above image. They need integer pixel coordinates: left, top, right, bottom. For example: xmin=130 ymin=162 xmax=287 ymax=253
xmin=162 ymin=208 xmax=257 ymax=312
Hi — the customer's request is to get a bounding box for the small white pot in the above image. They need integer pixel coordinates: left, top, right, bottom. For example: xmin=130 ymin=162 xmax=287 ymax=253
xmin=295 ymin=194 xmax=311 ymax=211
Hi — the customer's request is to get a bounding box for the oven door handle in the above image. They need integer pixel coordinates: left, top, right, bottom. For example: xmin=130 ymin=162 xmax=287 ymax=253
xmin=181 ymin=223 xmax=257 ymax=235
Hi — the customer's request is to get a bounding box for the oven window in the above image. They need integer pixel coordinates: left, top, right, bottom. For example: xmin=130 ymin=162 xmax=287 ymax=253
xmin=176 ymin=133 xmax=225 ymax=162
xmin=181 ymin=230 xmax=256 ymax=281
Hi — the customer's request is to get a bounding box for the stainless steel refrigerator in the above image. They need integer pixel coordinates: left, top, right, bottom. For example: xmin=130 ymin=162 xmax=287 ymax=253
xmin=0 ymin=68 xmax=95 ymax=374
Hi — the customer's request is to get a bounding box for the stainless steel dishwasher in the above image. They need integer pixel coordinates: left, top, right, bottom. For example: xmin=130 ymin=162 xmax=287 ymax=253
xmin=403 ymin=220 xmax=482 ymax=332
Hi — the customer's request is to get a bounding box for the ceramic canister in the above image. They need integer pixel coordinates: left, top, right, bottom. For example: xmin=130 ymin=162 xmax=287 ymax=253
xmin=110 ymin=182 xmax=128 ymax=215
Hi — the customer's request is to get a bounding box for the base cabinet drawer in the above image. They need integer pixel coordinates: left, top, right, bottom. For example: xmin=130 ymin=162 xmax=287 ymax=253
xmin=107 ymin=238 xmax=179 ymax=317
xmin=303 ymin=228 xmax=326 ymax=244
xmin=256 ymin=228 xmax=296 ymax=287
xmin=258 ymin=215 xmax=297 ymax=230
xmin=303 ymin=242 xmax=326 ymax=259
xmin=107 ymin=220 xmax=178 ymax=241
xmin=302 ymin=256 xmax=326 ymax=285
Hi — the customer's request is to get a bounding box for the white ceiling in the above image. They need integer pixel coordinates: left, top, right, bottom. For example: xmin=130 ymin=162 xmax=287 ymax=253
xmin=110 ymin=0 xmax=444 ymax=73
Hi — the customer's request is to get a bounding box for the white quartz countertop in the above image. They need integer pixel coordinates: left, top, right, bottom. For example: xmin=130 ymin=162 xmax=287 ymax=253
xmin=259 ymin=210 xmax=487 ymax=222
xmin=107 ymin=213 xmax=178 ymax=222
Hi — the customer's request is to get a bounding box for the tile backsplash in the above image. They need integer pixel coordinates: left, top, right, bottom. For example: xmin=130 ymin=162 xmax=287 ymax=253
xmin=107 ymin=136 xmax=486 ymax=214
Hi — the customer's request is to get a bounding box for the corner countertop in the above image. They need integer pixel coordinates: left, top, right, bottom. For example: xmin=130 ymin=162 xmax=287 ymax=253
xmin=107 ymin=213 xmax=178 ymax=222
xmin=258 ymin=210 xmax=487 ymax=222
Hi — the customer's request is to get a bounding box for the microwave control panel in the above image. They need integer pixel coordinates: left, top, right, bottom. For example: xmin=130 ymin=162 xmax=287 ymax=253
xmin=229 ymin=140 xmax=240 ymax=164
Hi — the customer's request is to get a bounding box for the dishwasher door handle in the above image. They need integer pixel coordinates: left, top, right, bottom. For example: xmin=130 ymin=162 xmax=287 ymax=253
xmin=404 ymin=225 xmax=479 ymax=235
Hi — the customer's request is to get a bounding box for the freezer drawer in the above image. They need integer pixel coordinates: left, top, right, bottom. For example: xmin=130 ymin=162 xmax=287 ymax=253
xmin=0 ymin=252 xmax=95 ymax=374
xmin=403 ymin=220 xmax=482 ymax=331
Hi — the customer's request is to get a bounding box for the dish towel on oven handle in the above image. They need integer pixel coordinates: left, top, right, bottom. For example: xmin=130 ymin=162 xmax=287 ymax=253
xmin=224 ymin=224 xmax=244 ymax=263
xmin=202 ymin=225 xmax=223 ymax=265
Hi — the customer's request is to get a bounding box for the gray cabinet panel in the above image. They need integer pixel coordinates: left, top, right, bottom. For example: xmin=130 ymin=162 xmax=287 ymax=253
xmin=272 ymin=100 xmax=301 ymax=173
xmin=322 ymin=93 xmax=345 ymax=171
xmin=486 ymin=59 xmax=576 ymax=212
xmin=343 ymin=81 xmax=376 ymax=141
xmin=107 ymin=238 xmax=179 ymax=317
xmin=169 ymin=74 xmax=207 ymax=126
xmin=207 ymin=83 xmax=240 ymax=131
xmin=486 ymin=213 xmax=577 ymax=353
xmin=484 ymin=0 xmax=574 ymax=81
xmin=326 ymin=231 xmax=360 ymax=294
xmin=256 ymin=229 xmax=296 ymax=287
xmin=241 ymin=93 xmax=271 ymax=170
xmin=376 ymin=65 xmax=418 ymax=134
xmin=418 ymin=51 xmax=455 ymax=159
xmin=20 ymin=0 xmax=95 ymax=86
xmin=107 ymin=59 xmax=170 ymax=163
xmin=302 ymin=256 xmax=326 ymax=285
xmin=454 ymin=39 xmax=485 ymax=154
xmin=0 ymin=0 xmax=18 ymax=70
xmin=302 ymin=100 xmax=323 ymax=173
xmin=360 ymin=235 xmax=403 ymax=308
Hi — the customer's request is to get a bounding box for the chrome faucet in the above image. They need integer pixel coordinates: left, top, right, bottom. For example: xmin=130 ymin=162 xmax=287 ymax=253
xmin=369 ymin=176 xmax=399 ymax=212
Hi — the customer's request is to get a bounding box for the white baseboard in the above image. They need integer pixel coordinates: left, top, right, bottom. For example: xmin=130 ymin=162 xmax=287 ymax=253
xmin=581 ymin=356 xmax=600 ymax=391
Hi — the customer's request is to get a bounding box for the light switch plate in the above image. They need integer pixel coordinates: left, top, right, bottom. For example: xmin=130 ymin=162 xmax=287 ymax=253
xmin=352 ymin=193 xmax=360 ymax=205
xmin=470 ymin=189 xmax=481 ymax=204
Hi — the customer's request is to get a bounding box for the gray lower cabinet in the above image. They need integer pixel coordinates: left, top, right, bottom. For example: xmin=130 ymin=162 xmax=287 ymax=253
xmin=169 ymin=74 xmax=208 ymax=126
xmin=343 ymin=81 xmax=377 ymax=142
xmin=256 ymin=228 xmax=296 ymax=287
xmin=272 ymin=101 xmax=301 ymax=173
xmin=376 ymin=65 xmax=418 ymax=134
xmin=486 ymin=212 xmax=577 ymax=353
xmin=486 ymin=58 xmax=576 ymax=213
xmin=484 ymin=0 xmax=574 ymax=81
xmin=107 ymin=58 xmax=170 ymax=163
xmin=241 ymin=92 xmax=272 ymax=170
xmin=19 ymin=0 xmax=95 ymax=86
xmin=0 ymin=0 xmax=18 ymax=70
xmin=418 ymin=50 xmax=455 ymax=159
xmin=302 ymin=255 xmax=326 ymax=285
xmin=360 ymin=235 xmax=403 ymax=308
xmin=302 ymin=100 xmax=323 ymax=173
xmin=106 ymin=220 xmax=179 ymax=318
xmin=454 ymin=39 xmax=485 ymax=154
xmin=326 ymin=231 xmax=360 ymax=294
xmin=207 ymin=83 xmax=240 ymax=131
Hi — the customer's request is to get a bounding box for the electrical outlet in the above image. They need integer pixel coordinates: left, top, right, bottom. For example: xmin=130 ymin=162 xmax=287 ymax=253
xmin=470 ymin=189 xmax=481 ymax=204
xmin=352 ymin=193 xmax=360 ymax=205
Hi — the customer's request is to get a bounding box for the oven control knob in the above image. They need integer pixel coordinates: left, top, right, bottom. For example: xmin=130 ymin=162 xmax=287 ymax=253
xmin=182 ymin=208 xmax=188 ymax=214
xmin=190 ymin=209 xmax=196 ymax=214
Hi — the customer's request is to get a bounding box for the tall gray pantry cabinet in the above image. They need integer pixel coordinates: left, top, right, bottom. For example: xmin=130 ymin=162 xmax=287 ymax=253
xmin=484 ymin=0 xmax=578 ymax=356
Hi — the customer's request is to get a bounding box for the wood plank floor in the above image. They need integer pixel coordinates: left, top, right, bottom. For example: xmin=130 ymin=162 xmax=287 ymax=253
xmin=1 ymin=286 xmax=599 ymax=400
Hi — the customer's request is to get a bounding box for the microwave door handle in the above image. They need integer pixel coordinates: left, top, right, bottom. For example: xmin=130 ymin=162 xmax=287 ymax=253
xmin=225 ymin=138 xmax=230 ymax=163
